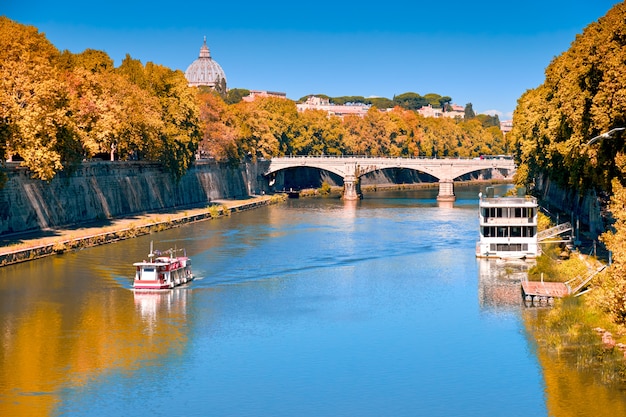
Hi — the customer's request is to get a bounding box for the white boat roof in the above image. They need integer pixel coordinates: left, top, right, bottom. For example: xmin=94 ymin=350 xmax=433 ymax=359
xmin=133 ymin=256 xmax=189 ymax=267
xmin=479 ymin=196 xmax=537 ymax=207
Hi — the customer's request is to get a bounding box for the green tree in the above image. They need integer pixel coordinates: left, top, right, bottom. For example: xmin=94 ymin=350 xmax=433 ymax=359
xmin=438 ymin=95 xmax=452 ymax=109
xmin=225 ymin=88 xmax=250 ymax=104
xmin=393 ymin=92 xmax=428 ymax=111
xmin=464 ymin=103 xmax=476 ymax=120
xmin=424 ymin=93 xmax=443 ymax=107
xmin=369 ymin=97 xmax=395 ymax=109
xmin=475 ymin=113 xmax=500 ymax=128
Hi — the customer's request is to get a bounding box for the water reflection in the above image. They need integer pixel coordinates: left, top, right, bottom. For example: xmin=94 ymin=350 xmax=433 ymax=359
xmin=437 ymin=200 xmax=454 ymax=209
xmin=477 ymin=258 xmax=534 ymax=308
xmin=0 ymin=254 xmax=191 ymax=416
xmin=2 ymin=187 xmax=626 ymax=416
xmin=134 ymin=288 xmax=191 ymax=334
xmin=523 ymin=309 xmax=626 ymax=417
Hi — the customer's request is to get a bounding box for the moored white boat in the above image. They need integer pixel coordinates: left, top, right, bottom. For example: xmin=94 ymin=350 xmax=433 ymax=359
xmin=133 ymin=241 xmax=193 ymax=290
xmin=476 ymin=188 xmax=539 ymax=259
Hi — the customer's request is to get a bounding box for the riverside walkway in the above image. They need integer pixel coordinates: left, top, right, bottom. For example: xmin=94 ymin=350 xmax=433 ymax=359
xmin=0 ymin=195 xmax=277 ymax=267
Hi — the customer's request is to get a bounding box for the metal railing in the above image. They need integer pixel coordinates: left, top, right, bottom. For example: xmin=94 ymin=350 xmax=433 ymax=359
xmin=537 ymin=222 xmax=573 ymax=241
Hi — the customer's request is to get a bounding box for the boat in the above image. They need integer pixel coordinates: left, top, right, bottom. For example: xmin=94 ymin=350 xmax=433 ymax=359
xmin=475 ymin=187 xmax=539 ymax=259
xmin=133 ymin=241 xmax=193 ymax=290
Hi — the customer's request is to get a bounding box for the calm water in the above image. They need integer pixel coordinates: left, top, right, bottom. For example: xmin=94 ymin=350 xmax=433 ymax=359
xmin=1 ymin=185 xmax=625 ymax=416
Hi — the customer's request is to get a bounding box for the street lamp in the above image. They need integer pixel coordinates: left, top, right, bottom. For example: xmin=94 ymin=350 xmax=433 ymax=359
xmin=586 ymin=127 xmax=626 ymax=146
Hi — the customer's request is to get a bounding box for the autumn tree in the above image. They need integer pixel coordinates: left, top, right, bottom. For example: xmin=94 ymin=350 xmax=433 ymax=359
xmin=230 ymin=99 xmax=279 ymax=160
xmin=511 ymin=3 xmax=626 ymax=193
xmin=142 ymin=62 xmax=200 ymax=178
xmin=58 ymin=48 xmax=115 ymax=73
xmin=596 ymin=160 xmax=626 ymax=324
xmin=509 ymin=3 xmax=626 ymax=328
xmin=0 ymin=17 xmax=68 ymax=180
xmin=296 ymin=110 xmax=346 ymax=155
xmin=197 ymin=91 xmax=238 ymax=161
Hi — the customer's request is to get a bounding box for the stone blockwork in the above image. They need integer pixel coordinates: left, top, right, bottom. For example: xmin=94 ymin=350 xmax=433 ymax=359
xmin=534 ymin=174 xmax=604 ymax=236
xmin=0 ymin=160 xmax=270 ymax=235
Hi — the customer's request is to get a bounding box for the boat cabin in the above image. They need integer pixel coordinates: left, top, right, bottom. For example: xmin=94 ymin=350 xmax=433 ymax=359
xmin=133 ymin=243 xmax=193 ymax=290
xmin=476 ymin=189 xmax=539 ymax=259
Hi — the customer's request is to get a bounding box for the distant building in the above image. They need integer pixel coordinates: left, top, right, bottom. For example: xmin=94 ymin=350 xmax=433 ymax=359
xmin=296 ymin=96 xmax=371 ymax=118
xmin=500 ymin=120 xmax=513 ymax=135
xmin=445 ymin=104 xmax=465 ymax=118
xmin=242 ymin=90 xmax=288 ymax=102
xmin=417 ymin=104 xmax=464 ymax=119
xmin=417 ymin=104 xmax=443 ymax=118
xmin=185 ymin=37 xmax=227 ymax=92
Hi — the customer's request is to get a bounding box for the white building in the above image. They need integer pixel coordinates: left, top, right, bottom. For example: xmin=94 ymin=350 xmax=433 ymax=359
xmin=242 ymin=90 xmax=287 ymax=102
xmin=296 ymin=96 xmax=371 ymax=118
xmin=417 ymin=104 xmax=464 ymax=119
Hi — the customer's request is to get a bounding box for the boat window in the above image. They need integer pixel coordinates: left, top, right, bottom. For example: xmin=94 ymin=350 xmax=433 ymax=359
xmin=491 ymin=243 xmax=528 ymax=252
xmin=510 ymin=227 xmax=521 ymax=237
xmin=141 ymin=267 xmax=156 ymax=280
xmin=497 ymin=227 xmax=508 ymax=237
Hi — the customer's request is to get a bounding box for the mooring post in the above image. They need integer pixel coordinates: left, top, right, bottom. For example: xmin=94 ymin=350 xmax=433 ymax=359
xmin=436 ymin=179 xmax=455 ymax=202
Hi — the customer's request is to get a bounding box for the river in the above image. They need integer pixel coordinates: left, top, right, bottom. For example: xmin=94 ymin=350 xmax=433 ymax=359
xmin=1 ymin=184 xmax=625 ymax=416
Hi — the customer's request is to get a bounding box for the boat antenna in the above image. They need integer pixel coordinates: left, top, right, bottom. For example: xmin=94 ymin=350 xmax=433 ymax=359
xmin=148 ymin=241 xmax=155 ymax=261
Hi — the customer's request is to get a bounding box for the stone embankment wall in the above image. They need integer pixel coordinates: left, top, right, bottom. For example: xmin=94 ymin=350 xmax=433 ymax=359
xmin=534 ymin=175 xmax=604 ymax=237
xmin=0 ymin=158 xmax=513 ymax=237
xmin=0 ymin=160 xmax=271 ymax=236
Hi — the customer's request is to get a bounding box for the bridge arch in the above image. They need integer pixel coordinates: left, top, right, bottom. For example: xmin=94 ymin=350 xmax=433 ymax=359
xmin=265 ymin=156 xmax=515 ymax=201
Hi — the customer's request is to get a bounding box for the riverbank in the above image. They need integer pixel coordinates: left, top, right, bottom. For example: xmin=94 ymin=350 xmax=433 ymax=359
xmin=0 ymin=179 xmax=508 ymax=267
xmin=0 ymin=194 xmax=285 ymax=267
xmin=298 ymin=179 xmax=511 ymax=198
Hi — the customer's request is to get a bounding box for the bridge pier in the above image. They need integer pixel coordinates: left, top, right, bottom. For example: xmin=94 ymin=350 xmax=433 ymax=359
xmin=343 ymin=174 xmax=362 ymax=200
xmin=436 ymin=179 xmax=456 ymax=202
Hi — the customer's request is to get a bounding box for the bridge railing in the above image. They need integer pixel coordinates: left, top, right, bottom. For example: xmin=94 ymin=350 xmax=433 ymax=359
xmin=271 ymin=155 xmax=514 ymax=161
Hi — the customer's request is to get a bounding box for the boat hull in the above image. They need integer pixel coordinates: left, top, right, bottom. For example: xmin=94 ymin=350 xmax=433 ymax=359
xmin=133 ymin=273 xmax=194 ymax=290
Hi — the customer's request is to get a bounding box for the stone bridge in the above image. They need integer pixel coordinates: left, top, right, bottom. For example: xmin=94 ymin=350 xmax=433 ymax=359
xmin=265 ymin=156 xmax=516 ymax=200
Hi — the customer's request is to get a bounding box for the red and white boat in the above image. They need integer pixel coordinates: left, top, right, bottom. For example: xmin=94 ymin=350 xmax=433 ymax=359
xmin=133 ymin=242 xmax=194 ymax=290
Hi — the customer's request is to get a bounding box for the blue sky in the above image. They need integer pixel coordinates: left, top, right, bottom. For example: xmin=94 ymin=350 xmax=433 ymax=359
xmin=3 ymin=1 xmax=621 ymax=119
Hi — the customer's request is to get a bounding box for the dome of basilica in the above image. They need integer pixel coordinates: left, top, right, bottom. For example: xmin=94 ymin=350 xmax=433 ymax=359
xmin=185 ymin=38 xmax=227 ymax=91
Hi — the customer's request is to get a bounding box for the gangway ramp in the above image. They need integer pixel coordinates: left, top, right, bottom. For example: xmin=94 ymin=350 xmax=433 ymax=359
xmin=567 ymin=265 xmax=607 ymax=295
xmin=538 ymin=222 xmax=572 ymax=241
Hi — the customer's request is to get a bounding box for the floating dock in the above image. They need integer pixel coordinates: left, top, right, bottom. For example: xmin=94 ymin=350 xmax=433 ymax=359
xmin=521 ymin=281 xmax=569 ymax=307
xmin=521 ymin=264 xmax=606 ymax=307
